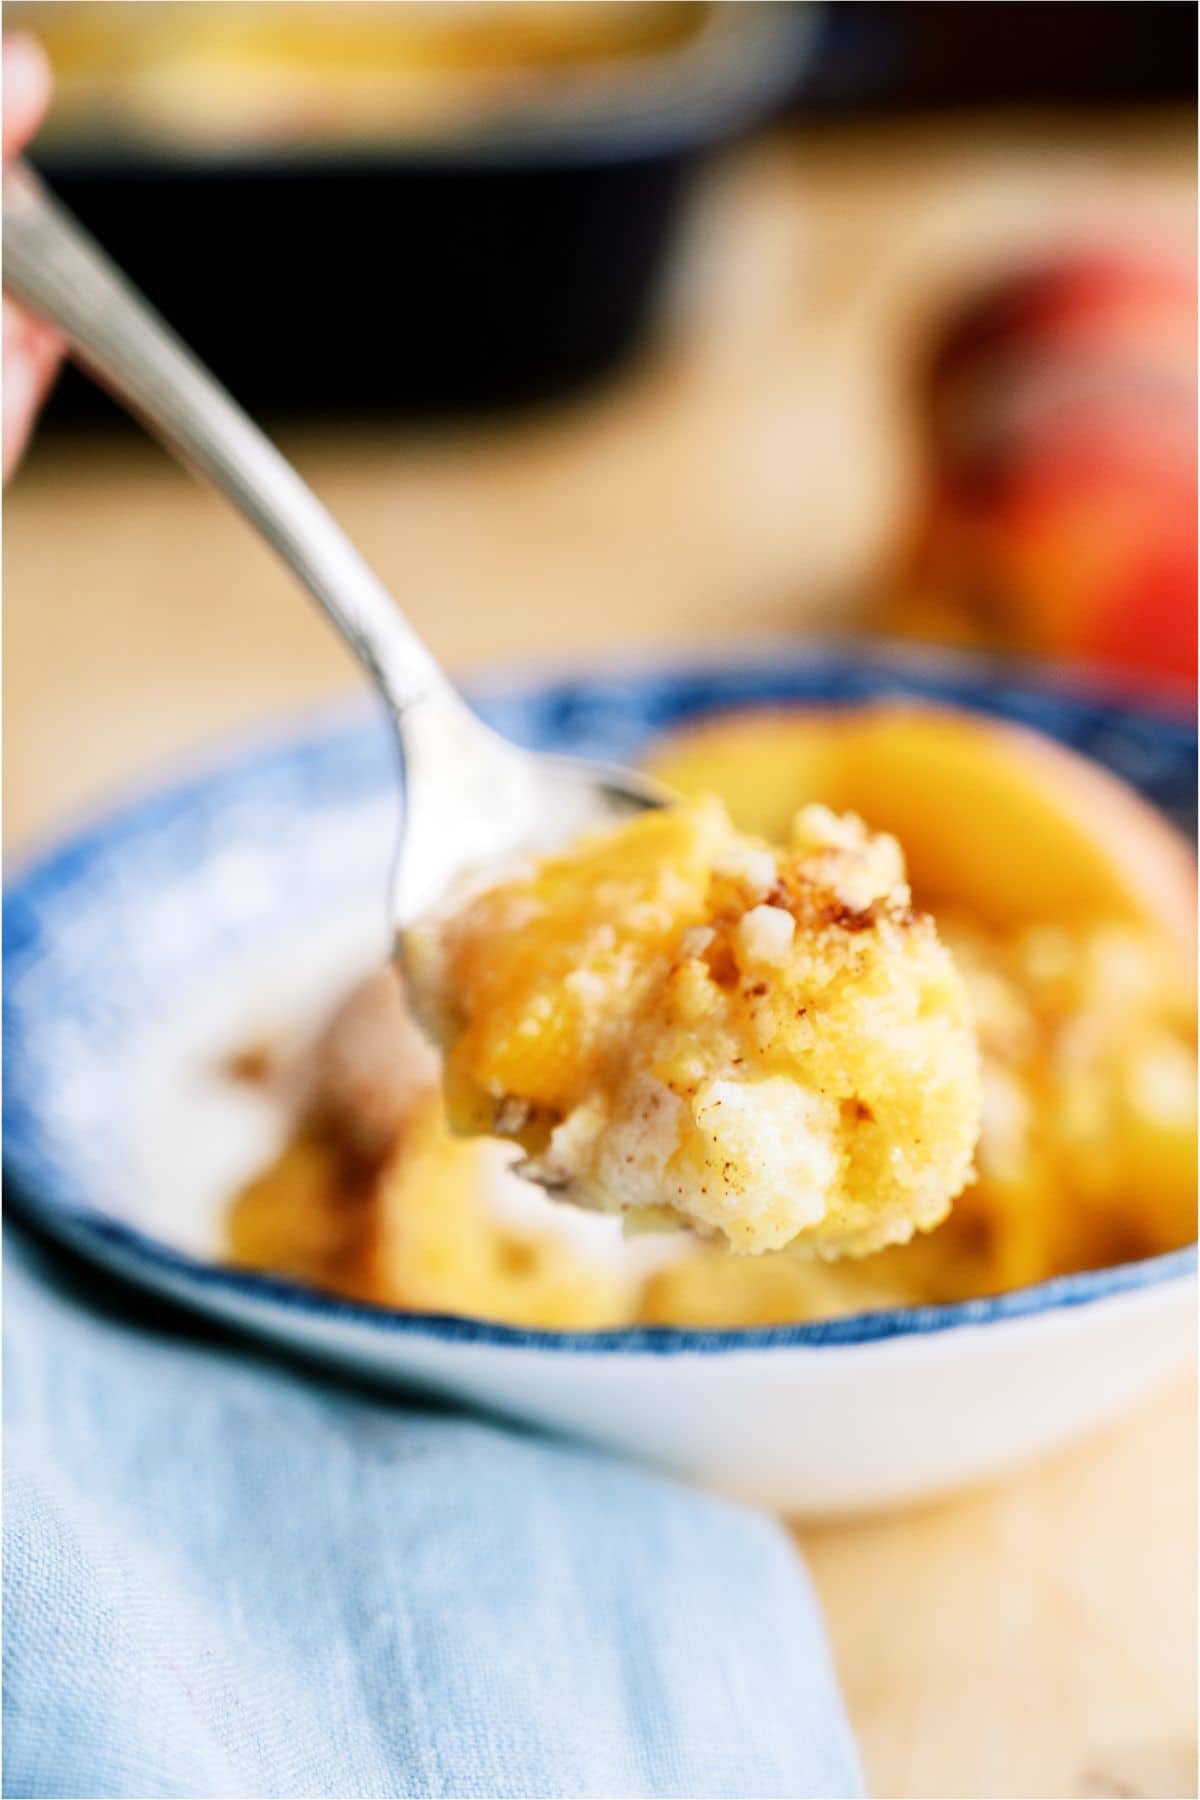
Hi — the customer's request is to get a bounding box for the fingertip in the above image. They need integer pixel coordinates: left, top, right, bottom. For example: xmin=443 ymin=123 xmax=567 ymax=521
xmin=3 ymin=299 xmax=62 ymax=484
xmin=3 ymin=31 xmax=53 ymax=158
xmin=2 ymin=351 xmax=37 ymax=482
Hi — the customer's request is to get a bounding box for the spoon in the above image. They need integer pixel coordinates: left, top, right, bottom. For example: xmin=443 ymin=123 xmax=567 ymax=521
xmin=2 ymin=162 xmax=665 ymax=954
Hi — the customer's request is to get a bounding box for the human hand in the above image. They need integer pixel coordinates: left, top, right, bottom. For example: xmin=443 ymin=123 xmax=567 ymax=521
xmin=3 ymin=33 xmax=62 ymax=482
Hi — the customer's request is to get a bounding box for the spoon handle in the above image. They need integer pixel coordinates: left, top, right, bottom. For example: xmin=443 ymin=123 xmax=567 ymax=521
xmin=2 ymin=161 xmax=449 ymax=718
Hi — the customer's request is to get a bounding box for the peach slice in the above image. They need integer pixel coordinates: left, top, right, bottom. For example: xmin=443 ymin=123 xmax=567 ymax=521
xmin=645 ymin=702 xmax=1195 ymax=958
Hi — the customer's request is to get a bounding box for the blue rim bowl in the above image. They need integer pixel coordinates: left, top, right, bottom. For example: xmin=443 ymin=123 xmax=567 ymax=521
xmin=5 ymin=643 xmax=1196 ymax=1354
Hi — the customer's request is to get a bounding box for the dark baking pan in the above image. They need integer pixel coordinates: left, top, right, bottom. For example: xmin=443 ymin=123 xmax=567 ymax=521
xmin=32 ymin=3 xmax=818 ymax=423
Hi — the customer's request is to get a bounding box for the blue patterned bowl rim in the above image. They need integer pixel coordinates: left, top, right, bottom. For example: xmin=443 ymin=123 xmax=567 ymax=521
xmin=5 ymin=641 xmax=1196 ymax=1355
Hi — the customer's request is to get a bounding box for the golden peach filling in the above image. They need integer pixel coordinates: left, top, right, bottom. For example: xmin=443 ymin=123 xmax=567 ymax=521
xmin=227 ymin=915 xmax=1195 ymax=1327
xmin=227 ymin=703 xmax=1195 ymax=1330
xmin=405 ymin=796 xmax=981 ymax=1256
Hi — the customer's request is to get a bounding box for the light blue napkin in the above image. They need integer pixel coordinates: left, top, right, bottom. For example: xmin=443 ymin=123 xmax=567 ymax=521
xmin=4 ymin=1226 xmax=862 ymax=1800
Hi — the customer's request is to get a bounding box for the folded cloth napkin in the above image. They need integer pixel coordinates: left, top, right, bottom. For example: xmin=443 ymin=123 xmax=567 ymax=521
xmin=4 ymin=1226 xmax=862 ymax=1800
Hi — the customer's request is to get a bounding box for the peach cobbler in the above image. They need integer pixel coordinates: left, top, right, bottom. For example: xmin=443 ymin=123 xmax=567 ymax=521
xmin=227 ymin=703 xmax=1196 ymax=1329
xmin=404 ymin=797 xmax=980 ymax=1256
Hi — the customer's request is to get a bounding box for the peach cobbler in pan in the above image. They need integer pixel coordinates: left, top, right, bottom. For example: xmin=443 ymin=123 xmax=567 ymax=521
xmin=227 ymin=704 xmax=1196 ymax=1329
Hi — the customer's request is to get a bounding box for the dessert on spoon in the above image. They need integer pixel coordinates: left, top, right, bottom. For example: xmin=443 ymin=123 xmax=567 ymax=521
xmin=407 ymin=795 xmax=980 ymax=1255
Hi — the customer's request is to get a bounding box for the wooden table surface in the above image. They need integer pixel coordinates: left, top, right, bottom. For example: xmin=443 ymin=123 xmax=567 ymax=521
xmin=5 ymin=115 xmax=1196 ymax=1799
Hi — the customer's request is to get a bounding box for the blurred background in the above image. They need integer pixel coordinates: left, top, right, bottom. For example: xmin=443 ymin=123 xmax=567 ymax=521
xmin=5 ymin=0 xmax=1196 ymax=844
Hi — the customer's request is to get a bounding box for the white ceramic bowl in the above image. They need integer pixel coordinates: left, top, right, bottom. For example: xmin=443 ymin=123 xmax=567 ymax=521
xmin=6 ymin=646 xmax=1195 ymax=1515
